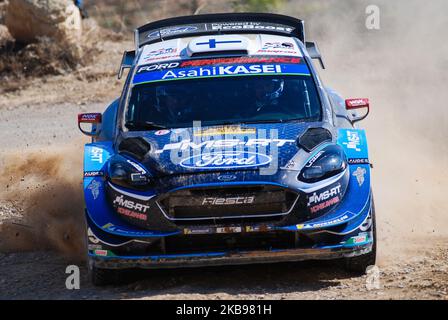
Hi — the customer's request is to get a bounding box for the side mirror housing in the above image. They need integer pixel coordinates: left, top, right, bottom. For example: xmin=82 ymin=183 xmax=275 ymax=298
xmin=118 ymin=50 xmax=135 ymax=79
xmin=78 ymin=113 xmax=102 ymax=136
xmin=345 ymin=98 xmax=370 ymax=123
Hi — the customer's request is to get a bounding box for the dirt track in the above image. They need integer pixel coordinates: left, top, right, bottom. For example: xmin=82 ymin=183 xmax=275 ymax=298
xmin=0 ymin=241 xmax=447 ymax=300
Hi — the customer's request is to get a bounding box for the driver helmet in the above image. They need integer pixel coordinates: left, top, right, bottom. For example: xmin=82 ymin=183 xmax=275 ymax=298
xmin=254 ymin=78 xmax=285 ymax=108
xmin=155 ymin=85 xmax=188 ymax=113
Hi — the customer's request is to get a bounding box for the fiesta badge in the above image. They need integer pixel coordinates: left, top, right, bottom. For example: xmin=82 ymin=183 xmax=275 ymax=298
xmin=180 ymin=152 xmax=272 ymax=169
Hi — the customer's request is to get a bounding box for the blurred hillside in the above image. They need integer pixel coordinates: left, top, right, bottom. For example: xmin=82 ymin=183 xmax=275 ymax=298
xmin=84 ymin=0 xmax=291 ymax=32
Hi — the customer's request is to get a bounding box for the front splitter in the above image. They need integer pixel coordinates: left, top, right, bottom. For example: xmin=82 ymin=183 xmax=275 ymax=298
xmin=89 ymin=242 xmax=373 ymax=269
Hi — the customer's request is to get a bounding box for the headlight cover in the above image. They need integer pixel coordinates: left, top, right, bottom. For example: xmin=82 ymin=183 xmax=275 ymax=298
xmin=299 ymin=145 xmax=347 ymax=183
xmin=107 ymin=154 xmax=151 ymax=190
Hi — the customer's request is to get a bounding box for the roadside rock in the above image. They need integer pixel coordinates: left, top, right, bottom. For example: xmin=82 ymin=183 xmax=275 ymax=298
xmin=5 ymin=0 xmax=81 ymax=47
xmin=0 ymin=24 xmax=12 ymax=45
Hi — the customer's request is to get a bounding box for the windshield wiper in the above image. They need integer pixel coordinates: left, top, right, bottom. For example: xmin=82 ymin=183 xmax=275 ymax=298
xmin=125 ymin=121 xmax=167 ymax=131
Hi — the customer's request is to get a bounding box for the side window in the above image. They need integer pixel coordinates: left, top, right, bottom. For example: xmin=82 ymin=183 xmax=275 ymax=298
xmin=98 ymin=99 xmax=119 ymax=141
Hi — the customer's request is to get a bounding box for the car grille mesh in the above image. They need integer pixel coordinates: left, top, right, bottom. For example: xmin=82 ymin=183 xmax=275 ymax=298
xmin=159 ymin=185 xmax=298 ymax=222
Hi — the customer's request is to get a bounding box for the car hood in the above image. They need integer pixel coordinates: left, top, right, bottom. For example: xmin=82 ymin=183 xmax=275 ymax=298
xmin=119 ymin=122 xmax=327 ymax=177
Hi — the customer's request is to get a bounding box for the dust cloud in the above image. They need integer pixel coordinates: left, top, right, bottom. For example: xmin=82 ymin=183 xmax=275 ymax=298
xmin=285 ymin=0 xmax=448 ymax=260
xmin=0 ymin=144 xmax=86 ymax=260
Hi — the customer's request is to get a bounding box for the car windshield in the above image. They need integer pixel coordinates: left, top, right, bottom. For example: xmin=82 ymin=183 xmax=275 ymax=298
xmin=124 ymin=75 xmax=321 ymax=130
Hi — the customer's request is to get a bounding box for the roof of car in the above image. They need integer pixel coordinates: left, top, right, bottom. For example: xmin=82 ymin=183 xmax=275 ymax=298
xmin=136 ymin=33 xmax=304 ymax=67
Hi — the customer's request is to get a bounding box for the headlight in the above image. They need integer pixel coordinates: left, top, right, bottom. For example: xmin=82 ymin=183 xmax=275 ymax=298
xmin=107 ymin=154 xmax=151 ymax=190
xmin=299 ymin=145 xmax=347 ymax=183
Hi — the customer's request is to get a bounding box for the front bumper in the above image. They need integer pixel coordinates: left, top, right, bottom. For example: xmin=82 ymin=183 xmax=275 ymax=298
xmin=89 ymin=242 xmax=373 ymax=269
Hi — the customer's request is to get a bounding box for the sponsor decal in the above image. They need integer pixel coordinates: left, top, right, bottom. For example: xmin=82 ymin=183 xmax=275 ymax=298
xmin=346 ymin=233 xmax=369 ymax=245
xmin=180 ymin=151 xmax=271 ymax=170
xmin=307 ymin=184 xmax=342 ymax=206
xmin=116 ymin=206 xmax=147 ymax=221
xmin=102 ymin=223 xmax=115 ymax=230
xmin=155 ymin=138 xmax=295 ymax=154
xmin=346 ymin=98 xmax=369 ymax=108
xmin=202 ymin=196 xmax=255 ymax=206
xmin=154 ymin=129 xmax=171 ymax=136
xmin=79 ymin=113 xmax=101 ymax=123
xmin=352 ymin=167 xmax=367 ymax=187
xmin=217 ymin=174 xmax=237 ymax=182
xmin=179 ymin=56 xmax=300 ymax=68
xmin=261 ymin=42 xmax=294 ymax=50
xmin=210 ymin=22 xmax=294 ymax=33
xmin=143 ymin=47 xmax=177 ymax=59
xmin=137 ymin=62 xmax=181 ymax=73
xmin=307 ymin=184 xmax=342 ymax=214
xmin=147 ymin=26 xmax=198 ymax=39
xmin=283 ymin=159 xmax=296 ymax=170
xmin=296 ymin=214 xmax=350 ymax=230
xmin=256 ymin=49 xmax=299 ymax=55
xmin=305 ymin=150 xmax=325 ymax=168
xmin=342 ymin=131 xmax=361 ymax=152
xmin=133 ymin=63 xmax=310 ymax=84
xmin=84 ymin=171 xmax=103 ymax=177
xmin=309 ymin=196 xmax=340 ymax=214
xmin=87 ymin=179 xmax=101 ymax=200
xmin=141 ymin=54 xmax=180 ymax=63
xmin=245 ymin=225 xmax=273 ymax=232
xmin=216 ymin=226 xmax=242 ymax=234
xmin=162 ymin=64 xmax=282 ymax=80
xmin=94 ymin=249 xmax=108 ymax=257
xmin=90 ymin=147 xmax=103 ymax=163
xmin=88 ymin=244 xmax=102 ymax=250
xmin=183 ymin=227 xmax=213 ymax=235
xmin=348 ymin=158 xmax=369 ymax=164
xmin=193 ymin=126 xmax=256 ymax=137
xmin=113 ymin=195 xmax=150 ymax=213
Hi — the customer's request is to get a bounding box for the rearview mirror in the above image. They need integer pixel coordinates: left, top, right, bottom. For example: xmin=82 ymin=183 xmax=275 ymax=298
xmin=345 ymin=98 xmax=370 ymax=123
xmin=78 ymin=113 xmax=102 ymax=136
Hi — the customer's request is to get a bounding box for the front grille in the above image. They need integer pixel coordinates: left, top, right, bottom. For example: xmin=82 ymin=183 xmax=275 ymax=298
xmin=158 ymin=185 xmax=298 ymax=222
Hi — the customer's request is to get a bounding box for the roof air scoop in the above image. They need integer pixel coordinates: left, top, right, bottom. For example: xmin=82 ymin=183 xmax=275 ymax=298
xmin=187 ymin=35 xmax=249 ymax=57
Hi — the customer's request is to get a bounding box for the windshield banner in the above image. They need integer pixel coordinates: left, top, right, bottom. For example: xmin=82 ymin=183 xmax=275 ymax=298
xmin=133 ymin=57 xmax=310 ymax=85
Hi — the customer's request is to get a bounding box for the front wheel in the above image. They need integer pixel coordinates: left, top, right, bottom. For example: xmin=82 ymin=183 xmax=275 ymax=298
xmin=344 ymin=200 xmax=377 ymax=273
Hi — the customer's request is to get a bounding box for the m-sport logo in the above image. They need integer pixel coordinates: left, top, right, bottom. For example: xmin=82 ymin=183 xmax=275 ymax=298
xmin=179 ymin=151 xmax=272 ymax=169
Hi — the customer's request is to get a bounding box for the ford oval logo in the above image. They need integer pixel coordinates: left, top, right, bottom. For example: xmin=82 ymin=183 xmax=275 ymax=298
xmin=180 ymin=152 xmax=272 ymax=170
xmin=217 ymin=174 xmax=237 ymax=182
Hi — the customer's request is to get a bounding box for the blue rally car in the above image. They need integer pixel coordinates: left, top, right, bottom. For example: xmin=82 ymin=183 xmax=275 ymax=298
xmin=78 ymin=13 xmax=375 ymax=285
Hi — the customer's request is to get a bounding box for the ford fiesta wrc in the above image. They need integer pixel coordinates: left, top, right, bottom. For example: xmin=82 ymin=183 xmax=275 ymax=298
xmin=78 ymin=13 xmax=376 ymax=285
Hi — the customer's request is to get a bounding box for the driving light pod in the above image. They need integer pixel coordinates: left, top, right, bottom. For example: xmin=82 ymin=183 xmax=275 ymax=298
xmin=107 ymin=154 xmax=151 ymax=190
xmin=299 ymin=145 xmax=347 ymax=183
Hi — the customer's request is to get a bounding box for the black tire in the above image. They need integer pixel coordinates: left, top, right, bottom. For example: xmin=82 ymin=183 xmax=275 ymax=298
xmin=344 ymin=200 xmax=377 ymax=274
xmin=89 ymin=261 xmax=124 ymax=286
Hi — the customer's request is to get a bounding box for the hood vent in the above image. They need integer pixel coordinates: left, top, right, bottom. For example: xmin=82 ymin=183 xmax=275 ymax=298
xmin=118 ymin=137 xmax=151 ymax=161
xmin=298 ymin=127 xmax=332 ymax=152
